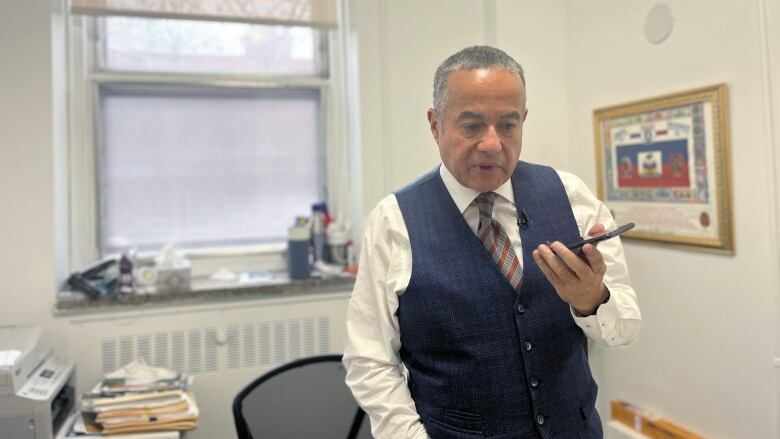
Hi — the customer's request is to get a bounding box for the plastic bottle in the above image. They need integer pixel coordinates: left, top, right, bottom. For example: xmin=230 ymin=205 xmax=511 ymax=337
xmin=311 ymin=202 xmax=328 ymax=263
xmin=326 ymin=223 xmax=349 ymax=267
xmin=118 ymin=252 xmax=134 ymax=294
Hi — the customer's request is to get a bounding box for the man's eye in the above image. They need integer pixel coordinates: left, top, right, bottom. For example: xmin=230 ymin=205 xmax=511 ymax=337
xmin=501 ymin=123 xmax=517 ymax=131
xmin=463 ymin=124 xmax=481 ymax=131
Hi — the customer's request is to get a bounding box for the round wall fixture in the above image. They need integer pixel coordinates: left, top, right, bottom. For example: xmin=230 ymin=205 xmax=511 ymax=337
xmin=645 ymin=3 xmax=674 ymax=44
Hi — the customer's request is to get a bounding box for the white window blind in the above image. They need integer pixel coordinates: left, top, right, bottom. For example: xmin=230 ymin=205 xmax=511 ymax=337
xmin=70 ymin=0 xmax=338 ymax=28
xmin=98 ymin=85 xmax=323 ymax=254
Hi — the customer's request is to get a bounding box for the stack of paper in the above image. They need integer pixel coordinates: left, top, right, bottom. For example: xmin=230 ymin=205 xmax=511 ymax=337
xmin=80 ymin=360 xmax=198 ymax=435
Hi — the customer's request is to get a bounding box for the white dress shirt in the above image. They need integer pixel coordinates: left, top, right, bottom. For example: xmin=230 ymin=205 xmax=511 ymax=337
xmin=343 ymin=164 xmax=641 ymax=439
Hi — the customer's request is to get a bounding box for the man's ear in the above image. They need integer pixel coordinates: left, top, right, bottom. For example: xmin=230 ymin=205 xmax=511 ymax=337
xmin=427 ymin=108 xmax=440 ymax=144
xmin=523 ymin=107 xmax=529 ymax=122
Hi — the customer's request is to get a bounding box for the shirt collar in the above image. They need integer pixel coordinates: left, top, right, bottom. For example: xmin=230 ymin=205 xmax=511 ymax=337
xmin=439 ymin=164 xmax=515 ymax=214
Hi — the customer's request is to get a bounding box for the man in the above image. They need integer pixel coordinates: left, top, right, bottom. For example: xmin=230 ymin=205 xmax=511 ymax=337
xmin=343 ymin=46 xmax=641 ymax=438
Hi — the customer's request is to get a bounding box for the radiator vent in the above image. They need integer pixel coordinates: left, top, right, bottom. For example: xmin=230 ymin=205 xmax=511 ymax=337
xmin=101 ymin=338 xmax=117 ymax=374
xmin=119 ymin=336 xmax=134 ymax=368
xmin=154 ymin=332 xmax=169 ymax=369
xmin=227 ymin=317 xmax=330 ymax=371
xmin=273 ymin=320 xmax=287 ymax=364
xmin=188 ymin=330 xmax=202 ymax=374
xmin=227 ymin=326 xmax=240 ymax=370
xmin=99 ymin=317 xmax=331 ymax=375
xmin=171 ymin=330 xmax=186 ymax=373
xmin=303 ymin=318 xmax=316 ymax=357
xmin=258 ymin=322 xmax=271 ymax=365
xmin=204 ymin=328 xmax=218 ymax=373
xmin=137 ymin=334 xmax=152 ymax=364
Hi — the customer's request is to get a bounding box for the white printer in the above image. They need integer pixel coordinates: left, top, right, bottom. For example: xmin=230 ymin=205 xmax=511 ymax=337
xmin=0 ymin=325 xmax=76 ymax=439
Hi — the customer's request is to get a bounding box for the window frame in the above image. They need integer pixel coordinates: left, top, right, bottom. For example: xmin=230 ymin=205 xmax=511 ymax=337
xmin=67 ymin=15 xmax=344 ymax=276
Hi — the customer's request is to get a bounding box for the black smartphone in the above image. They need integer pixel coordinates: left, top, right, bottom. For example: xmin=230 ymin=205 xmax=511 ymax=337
xmin=565 ymin=223 xmax=635 ymax=251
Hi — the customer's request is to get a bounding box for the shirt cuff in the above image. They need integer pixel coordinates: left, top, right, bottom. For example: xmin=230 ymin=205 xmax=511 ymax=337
xmin=571 ymin=290 xmax=621 ymax=345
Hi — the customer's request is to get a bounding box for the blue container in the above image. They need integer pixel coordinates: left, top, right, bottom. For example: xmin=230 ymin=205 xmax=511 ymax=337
xmin=288 ymin=238 xmax=311 ymax=280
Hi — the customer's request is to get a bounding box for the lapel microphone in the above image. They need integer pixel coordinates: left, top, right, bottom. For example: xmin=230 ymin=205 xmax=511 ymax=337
xmin=517 ymin=209 xmax=531 ymax=229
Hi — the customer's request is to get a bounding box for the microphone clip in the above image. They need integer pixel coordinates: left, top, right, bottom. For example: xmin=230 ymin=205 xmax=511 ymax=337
xmin=517 ymin=209 xmax=531 ymax=230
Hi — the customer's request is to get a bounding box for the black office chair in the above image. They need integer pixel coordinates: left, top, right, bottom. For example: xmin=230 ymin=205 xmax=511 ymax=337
xmin=232 ymin=354 xmax=370 ymax=439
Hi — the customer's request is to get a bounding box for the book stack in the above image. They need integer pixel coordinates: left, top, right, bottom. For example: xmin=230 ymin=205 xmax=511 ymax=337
xmin=79 ymin=360 xmax=198 ymax=435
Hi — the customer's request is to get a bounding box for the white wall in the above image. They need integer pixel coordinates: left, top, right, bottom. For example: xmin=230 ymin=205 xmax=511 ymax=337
xmin=350 ymin=0 xmax=571 ymax=214
xmin=350 ymin=0 xmax=485 ymax=214
xmin=564 ymin=1 xmax=780 ymax=437
xmin=494 ymin=0 xmax=570 ymax=171
xmin=768 ymin=0 xmax=780 ymax=424
xmin=0 ymin=0 xmax=69 ymax=349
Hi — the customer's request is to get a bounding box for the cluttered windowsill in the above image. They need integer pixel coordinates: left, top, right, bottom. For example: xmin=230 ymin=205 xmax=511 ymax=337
xmin=54 ymin=273 xmax=356 ymax=316
xmin=56 ymin=203 xmax=357 ymax=316
xmin=54 ymin=243 xmax=357 ymax=317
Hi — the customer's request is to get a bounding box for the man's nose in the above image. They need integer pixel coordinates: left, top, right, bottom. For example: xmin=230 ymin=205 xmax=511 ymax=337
xmin=477 ymin=126 xmax=501 ymax=151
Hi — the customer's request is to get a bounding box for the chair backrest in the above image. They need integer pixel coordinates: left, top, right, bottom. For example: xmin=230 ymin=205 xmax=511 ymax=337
xmin=233 ymin=355 xmax=369 ymax=439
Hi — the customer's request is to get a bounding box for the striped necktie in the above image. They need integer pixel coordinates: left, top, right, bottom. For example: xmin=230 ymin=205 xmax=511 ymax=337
xmin=475 ymin=192 xmax=523 ymax=292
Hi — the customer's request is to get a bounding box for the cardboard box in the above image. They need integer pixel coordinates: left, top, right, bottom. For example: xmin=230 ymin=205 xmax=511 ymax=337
xmin=611 ymin=400 xmax=651 ymax=431
xmin=611 ymin=400 xmax=705 ymax=439
xmin=643 ymin=418 xmax=706 ymax=439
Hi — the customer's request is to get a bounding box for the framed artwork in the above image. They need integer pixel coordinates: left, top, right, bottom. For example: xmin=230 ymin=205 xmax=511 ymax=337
xmin=593 ymin=84 xmax=734 ymax=254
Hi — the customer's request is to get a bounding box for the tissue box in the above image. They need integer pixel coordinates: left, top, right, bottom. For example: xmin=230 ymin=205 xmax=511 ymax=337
xmin=155 ymin=261 xmax=191 ymax=294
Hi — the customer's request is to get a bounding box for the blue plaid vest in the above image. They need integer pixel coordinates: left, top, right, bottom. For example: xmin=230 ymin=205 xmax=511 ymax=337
xmin=395 ymin=161 xmax=602 ymax=438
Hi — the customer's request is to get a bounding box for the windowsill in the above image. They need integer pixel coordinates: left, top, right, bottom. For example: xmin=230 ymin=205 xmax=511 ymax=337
xmin=53 ymin=273 xmax=355 ymax=317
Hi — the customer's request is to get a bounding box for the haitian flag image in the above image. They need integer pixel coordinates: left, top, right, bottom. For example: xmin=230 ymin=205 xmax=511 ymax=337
xmin=615 ymin=139 xmax=690 ymax=188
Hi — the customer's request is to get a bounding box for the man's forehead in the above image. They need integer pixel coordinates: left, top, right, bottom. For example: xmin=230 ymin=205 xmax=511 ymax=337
xmin=446 ymin=68 xmax=525 ymax=90
xmin=456 ymin=110 xmax=522 ymax=121
xmin=445 ymin=70 xmax=525 ymax=103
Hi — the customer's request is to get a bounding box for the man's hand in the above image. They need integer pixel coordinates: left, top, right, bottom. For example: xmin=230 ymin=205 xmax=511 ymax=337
xmin=531 ymin=224 xmax=610 ymax=316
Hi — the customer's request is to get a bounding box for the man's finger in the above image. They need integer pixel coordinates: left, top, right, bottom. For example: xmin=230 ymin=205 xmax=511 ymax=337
xmin=532 ymin=249 xmax=562 ymax=286
xmin=549 ymin=241 xmax=592 ymax=279
xmin=537 ymin=244 xmax=576 ymax=281
xmin=582 ymin=244 xmax=607 ymax=275
xmin=587 ymin=223 xmax=606 ymax=237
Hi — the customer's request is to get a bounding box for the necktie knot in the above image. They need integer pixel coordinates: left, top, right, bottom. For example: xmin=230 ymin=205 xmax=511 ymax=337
xmin=475 ymin=192 xmax=498 ymax=219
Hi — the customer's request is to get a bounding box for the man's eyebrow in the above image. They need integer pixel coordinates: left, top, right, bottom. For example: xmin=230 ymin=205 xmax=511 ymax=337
xmin=500 ymin=111 xmax=522 ymax=121
xmin=456 ymin=111 xmax=485 ymax=122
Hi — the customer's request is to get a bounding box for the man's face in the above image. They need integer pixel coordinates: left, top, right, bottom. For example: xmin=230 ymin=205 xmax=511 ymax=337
xmin=428 ymin=68 xmax=527 ymax=193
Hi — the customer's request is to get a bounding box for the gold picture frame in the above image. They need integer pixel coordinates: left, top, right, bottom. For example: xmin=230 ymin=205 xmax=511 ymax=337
xmin=593 ymin=84 xmax=734 ymax=254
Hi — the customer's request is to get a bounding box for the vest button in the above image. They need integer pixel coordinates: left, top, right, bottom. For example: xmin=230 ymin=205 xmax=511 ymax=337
xmin=530 ymin=378 xmax=539 ymax=388
xmin=516 ymin=304 xmax=526 ymax=313
xmin=536 ymin=414 xmax=545 ymax=425
xmin=523 ymin=341 xmax=532 ymax=351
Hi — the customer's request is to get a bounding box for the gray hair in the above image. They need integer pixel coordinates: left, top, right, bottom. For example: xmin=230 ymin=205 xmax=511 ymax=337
xmin=433 ymin=45 xmax=526 ymax=117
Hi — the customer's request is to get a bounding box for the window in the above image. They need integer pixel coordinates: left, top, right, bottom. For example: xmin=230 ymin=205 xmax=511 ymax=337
xmin=68 ymin=13 xmax=343 ymax=269
xmin=99 ymin=84 xmax=322 ymax=254
xmin=101 ymin=16 xmax=321 ymax=75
